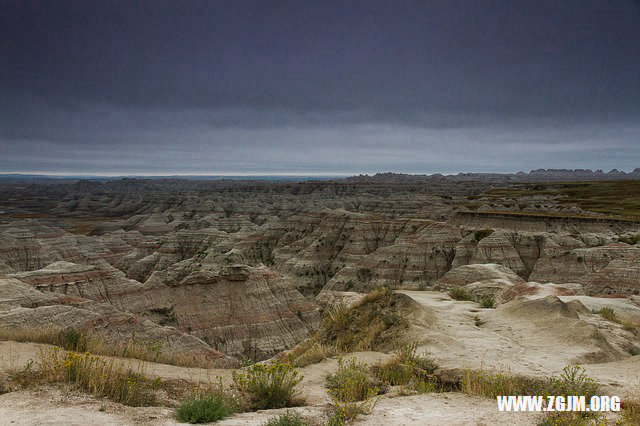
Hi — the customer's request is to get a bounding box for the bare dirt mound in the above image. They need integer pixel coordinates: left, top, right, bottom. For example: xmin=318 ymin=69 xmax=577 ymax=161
xmin=496 ymin=295 xmax=631 ymax=364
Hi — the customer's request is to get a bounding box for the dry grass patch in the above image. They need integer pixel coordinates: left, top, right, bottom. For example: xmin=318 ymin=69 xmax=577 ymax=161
xmin=287 ymin=288 xmax=419 ymax=366
xmin=286 ymin=340 xmax=336 ymax=368
xmin=35 ymin=346 xmax=160 ymax=406
xmin=462 ymin=365 xmax=602 ymax=426
xmin=598 ymin=307 xmax=617 ymax=322
xmin=620 ymin=397 xmax=640 ymax=425
xmin=0 ymin=327 xmax=212 ymax=368
xmin=461 ymin=365 xmax=598 ymax=400
xmin=500 ymin=283 xmax=539 ymax=303
xmin=372 ymin=343 xmax=437 ymax=388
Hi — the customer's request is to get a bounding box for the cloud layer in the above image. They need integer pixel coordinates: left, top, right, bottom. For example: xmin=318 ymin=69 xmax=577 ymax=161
xmin=1 ymin=0 xmax=639 ymax=174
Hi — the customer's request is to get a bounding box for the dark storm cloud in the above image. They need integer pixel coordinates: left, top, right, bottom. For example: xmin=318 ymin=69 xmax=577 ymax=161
xmin=1 ymin=0 xmax=639 ymax=174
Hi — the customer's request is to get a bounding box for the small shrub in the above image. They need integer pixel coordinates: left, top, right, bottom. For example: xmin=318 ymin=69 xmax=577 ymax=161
xmin=474 ymin=229 xmax=494 ymax=242
xmin=550 ymin=365 xmax=598 ymax=399
xmin=262 ymin=411 xmax=307 ymax=426
xmin=479 ymin=295 xmax=496 ymax=309
xmin=621 ymin=320 xmax=638 ymax=333
xmin=448 ymin=287 xmax=475 ymax=302
xmin=59 ymin=328 xmax=86 ymax=352
xmin=326 ymin=358 xmax=378 ymax=402
xmin=325 ymin=358 xmax=381 ymax=424
xmin=598 ymin=307 xmax=616 ymax=322
xmin=233 ymin=359 xmax=303 ymax=410
xmin=176 ymin=387 xmax=238 ymax=424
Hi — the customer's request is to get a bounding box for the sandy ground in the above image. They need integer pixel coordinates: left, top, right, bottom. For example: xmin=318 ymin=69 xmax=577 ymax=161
xmin=400 ymin=290 xmax=640 ymax=395
xmin=2 ymin=289 xmax=640 ymax=424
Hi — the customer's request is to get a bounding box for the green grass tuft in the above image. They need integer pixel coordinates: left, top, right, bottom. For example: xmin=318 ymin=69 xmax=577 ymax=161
xmin=479 ymin=295 xmax=496 ymax=309
xmin=176 ymin=389 xmax=238 ymax=424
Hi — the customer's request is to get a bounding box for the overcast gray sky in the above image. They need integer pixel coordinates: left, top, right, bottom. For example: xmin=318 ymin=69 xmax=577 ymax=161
xmin=1 ymin=0 xmax=639 ymax=175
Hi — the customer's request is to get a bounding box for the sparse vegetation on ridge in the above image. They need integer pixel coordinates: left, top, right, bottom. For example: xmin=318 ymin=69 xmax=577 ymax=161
xmin=35 ymin=346 xmax=160 ymax=406
xmin=484 ymin=181 xmax=640 ymax=221
xmin=316 ymin=287 xmax=415 ymax=353
xmin=596 ymin=307 xmax=640 ymax=334
xmin=0 ymin=327 xmax=211 ymax=368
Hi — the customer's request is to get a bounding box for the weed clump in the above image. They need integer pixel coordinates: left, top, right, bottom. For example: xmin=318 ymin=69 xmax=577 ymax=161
xmin=372 ymin=343 xmax=437 ymax=387
xmin=598 ymin=307 xmax=616 ymax=321
xmin=549 ymin=365 xmax=598 ymax=398
xmin=262 ymin=411 xmax=307 ymax=426
xmin=479 ymin=295 xmax=496 ymax=309
xmin=539 ymin=366 xmax=600 ymax=425
xmin=326 ymin=357 xmax=378 ymax=402
xmin=473 ymin=316 xmax=485 ymax=327
xmin=58 ymin=328 xmax=87 ymax=352
xmin=325 ymin=358 xmax=380 ymax=425
xmin=176 ymin=387 xmax=238 ymax=424
xmin=448 ymin=287 xmax=475 ymax=302
xmin=462 ymin=365 xmax=599 ymax=406
xmin=233 ymin=359 xmax=303 ymax=410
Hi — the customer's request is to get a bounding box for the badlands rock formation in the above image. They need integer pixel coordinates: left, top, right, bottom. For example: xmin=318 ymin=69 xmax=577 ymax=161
xmin=0 ymin=175 xmax=639 ymax=365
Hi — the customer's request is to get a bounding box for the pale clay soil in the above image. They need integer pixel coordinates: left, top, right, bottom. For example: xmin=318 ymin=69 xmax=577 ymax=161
xmin=2 ymin=290 xmax=639 ymax=425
